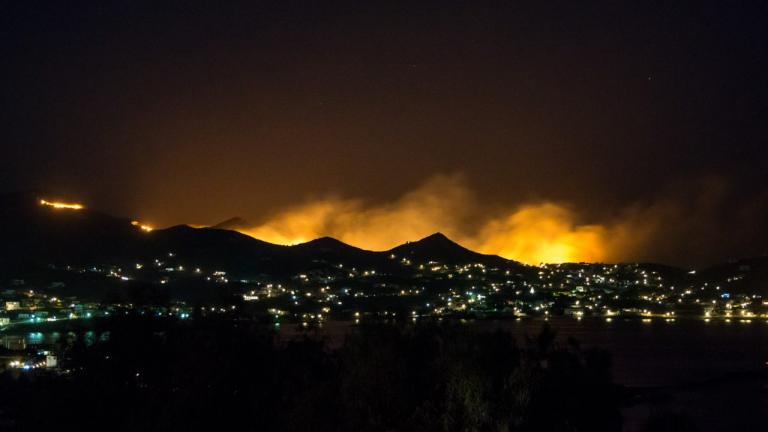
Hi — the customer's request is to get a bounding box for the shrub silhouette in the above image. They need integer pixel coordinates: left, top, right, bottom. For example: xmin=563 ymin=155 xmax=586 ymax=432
xmin=0 ymin=318 xmax=622 ymax=431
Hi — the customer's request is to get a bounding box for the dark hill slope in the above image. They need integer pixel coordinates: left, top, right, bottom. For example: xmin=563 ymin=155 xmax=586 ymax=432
xmin=0 ymin=193 xmax=143 ymax=272
xmin=387 ymin=232 xmax=525 ymax=270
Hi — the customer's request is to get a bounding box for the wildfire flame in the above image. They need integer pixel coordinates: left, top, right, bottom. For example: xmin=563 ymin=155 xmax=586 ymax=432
xmin=40 ymin=199 xmax=84 ymax=210
xmin=238 ymin=176 xmax=630 ymax=264
xmin=468 ymin=204 xmax=609 ymax=264
xmin=131 ymin=220 xmax=154 ymax=232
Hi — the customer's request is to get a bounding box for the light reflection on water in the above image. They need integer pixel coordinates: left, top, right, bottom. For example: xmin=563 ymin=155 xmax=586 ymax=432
xmin=0 ymin=330 xmax=109 ymax=350
xmin=3 ymin=317 xmax=765 ymax=387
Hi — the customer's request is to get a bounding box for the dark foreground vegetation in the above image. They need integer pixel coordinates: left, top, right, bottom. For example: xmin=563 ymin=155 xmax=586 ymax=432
xmin=0 ymin=318 xmax=623 ymax=431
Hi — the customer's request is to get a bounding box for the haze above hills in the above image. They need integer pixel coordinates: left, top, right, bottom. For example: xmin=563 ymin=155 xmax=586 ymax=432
xmin=1 ymin=193 xmax=766 ymax=294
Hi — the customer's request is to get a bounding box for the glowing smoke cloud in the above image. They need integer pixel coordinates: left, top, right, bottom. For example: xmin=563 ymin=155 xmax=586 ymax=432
xmin=243 ymin=175 xmax=472 ymax=250
xmin=467 ymin=203 xmax=610 ymax=264
xmin=241 ymin=175 xmax=630 ymax=264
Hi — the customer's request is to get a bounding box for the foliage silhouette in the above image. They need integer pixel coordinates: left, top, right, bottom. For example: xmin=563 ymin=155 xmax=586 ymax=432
xmin=0 ymin=318 xmax=622 ymax=431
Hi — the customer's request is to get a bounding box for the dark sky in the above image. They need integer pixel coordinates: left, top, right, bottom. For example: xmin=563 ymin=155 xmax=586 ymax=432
xmin=2 ymin=1 xmax=767 ymax=265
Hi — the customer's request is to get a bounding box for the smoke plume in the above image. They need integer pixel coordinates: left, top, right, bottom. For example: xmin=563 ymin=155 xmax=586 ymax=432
xmin=239 ymin=175 xmax=767 ymax=265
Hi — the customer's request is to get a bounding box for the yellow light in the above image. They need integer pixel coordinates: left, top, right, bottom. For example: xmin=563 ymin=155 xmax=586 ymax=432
xmin=40 ymin=199 xmax=83 ymax=210
xmin=131 ymin=221 xmax=153 ymax=232
xmin=232 ymin=184 xmax=613 ymax=265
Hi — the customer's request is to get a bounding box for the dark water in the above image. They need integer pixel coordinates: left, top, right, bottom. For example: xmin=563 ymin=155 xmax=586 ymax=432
xmin=0 ymin=330 xmax=107 ymax=351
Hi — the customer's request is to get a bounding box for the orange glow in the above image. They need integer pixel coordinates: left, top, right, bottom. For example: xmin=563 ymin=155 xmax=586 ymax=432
xmin=241 ymin=175 xmax=470 ymax=250
xmin=242 ymin=202 xmax=610 ymax=264
xmin=469 ymin=204 xmax=609 ymax=264
xmin=40 ymin=199 xmax=84 ymax=210
xmin=236 ymin=176 xmax=628 ymax=264
xmin=131 ymin=220 xmax=154 ymax=232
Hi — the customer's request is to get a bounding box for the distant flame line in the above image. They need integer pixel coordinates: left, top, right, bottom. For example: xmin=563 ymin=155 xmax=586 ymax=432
xmin=39 ymin=199 xmax=84 ymax=210
xmin=131 ymin=220 xmax=154 ymax=232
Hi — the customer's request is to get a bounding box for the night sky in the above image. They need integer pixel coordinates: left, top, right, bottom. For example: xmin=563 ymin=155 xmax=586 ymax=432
xmin=2 ymin=1 xmax=767 ymax=265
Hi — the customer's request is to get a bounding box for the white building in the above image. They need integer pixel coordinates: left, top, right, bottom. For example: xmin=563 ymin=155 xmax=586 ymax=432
xmin=45 ymin=355 xmax=58 ymax=368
